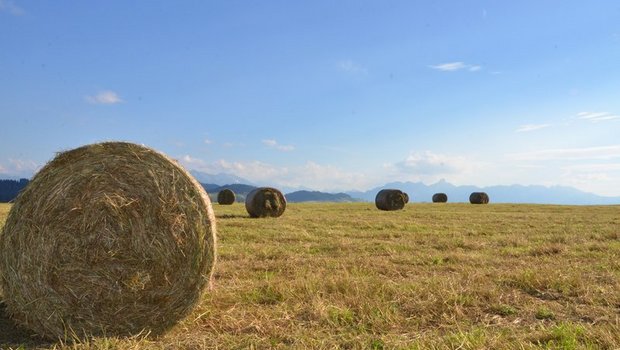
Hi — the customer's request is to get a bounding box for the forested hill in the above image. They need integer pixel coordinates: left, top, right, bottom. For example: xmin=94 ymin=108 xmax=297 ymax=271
xmin=0 ymin=179 xmax=29 ymax=202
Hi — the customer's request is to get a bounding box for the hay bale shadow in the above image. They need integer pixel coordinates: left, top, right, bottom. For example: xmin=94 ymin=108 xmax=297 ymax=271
xmin=216 ymin=214 xmax=249 ymax=219
xmin=0 ymin=301 xmax=52 ymax=348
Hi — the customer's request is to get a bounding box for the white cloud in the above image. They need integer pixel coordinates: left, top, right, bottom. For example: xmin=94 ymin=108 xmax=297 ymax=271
xmin=178 ymin=156 xmax=374 ymax=191
xmin=382 ymin=151 xmax=490 ymax=186
xmin=9 ymin=158 xmax=38 ymax=172
xmin=85 ymin=90 xmax=123 ymax=105
xmin=176 ymin=152 xmax=620 ymax=196
xmin=0 ymin=0 xmax=24 ymax=15
xmin=562 ymin=163 xmax=620 ymax=172
xmin=576 ymin=111 xmax=620 ymax=122
xmin=337 ymin=60 xmax=368 ymax=75
xmin=508 ymin=145 xmax=620 ymax=161
xmin=392 ymin=151 xmax=474 ymax=176
xmin=429 ymin=62 xmax=482 ymax=72
xmin=515 ymin=124 xmax=551 ymax=132
xmin=286 ymin=161 xmax=373 ymax=191
xmin=559 ymin=163 xmax=620 ymax=196
xmin=0 ymin=158 xmax=40 ymax=177
xmin=180 ymin=154 xmax=207 ymax=168
xmin=204 ymin=138 xmax=213 ymax=144
xmin=262 ymin=139 xmax=277 ymax=147
xmin=430 ymin=62 xmax=466 ymax=71
xmin=262 ymin=139 xmax=295 ymax=152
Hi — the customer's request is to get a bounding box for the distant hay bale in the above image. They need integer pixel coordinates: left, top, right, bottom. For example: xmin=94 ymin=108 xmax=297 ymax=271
xmin=403 ymin=192 xmax=410 ymax=204
xmin=375 ymin=189 xmax=406 ymax=211
xmin=0 ymin=142 xmax=217 ymax=340
xmin=469 ymin=192 xmax=490 ymax=204
xmin=217 ymin=188 xmax=236 ymax=205
xmin=432 ymin=193 xmax=448 ymax=203
xmin=245 ymin=187 xmax=286 ymax=218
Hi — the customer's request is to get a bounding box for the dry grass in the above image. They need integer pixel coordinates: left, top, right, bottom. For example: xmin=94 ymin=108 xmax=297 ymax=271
xmin=1 ymin=202 xmax=619 ymax=349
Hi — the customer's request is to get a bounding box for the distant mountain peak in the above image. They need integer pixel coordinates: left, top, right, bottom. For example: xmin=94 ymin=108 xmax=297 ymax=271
xmin=346 ymin=180 xmax=620 ymax=205
xmin=285 ymin=190 xmax=361 ymax=203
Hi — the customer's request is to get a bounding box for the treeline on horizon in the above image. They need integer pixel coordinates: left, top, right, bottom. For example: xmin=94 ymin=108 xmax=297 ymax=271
xmin=0 ymin=179 xmax=30 ymax=203
xmin=0 ymin=179 xmax=222 ymax=203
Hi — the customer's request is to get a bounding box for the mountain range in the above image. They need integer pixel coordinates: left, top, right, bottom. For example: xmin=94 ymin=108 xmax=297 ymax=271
xmin=204 ymin=184 xmax=360 ymax=203
xmin=284 ymin=190 xmax=361 ymax=203
xmin=2 ymin=172 xmax=619 ymax=205
xmin=347 ymin=179 xmax=620 ymax=205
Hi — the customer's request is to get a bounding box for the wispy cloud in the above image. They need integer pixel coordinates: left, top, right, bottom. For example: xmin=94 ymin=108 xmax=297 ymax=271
xmin=178 ymin=156 xmax=374 ymax=191
xmin=509 ymin=145 xmax=620 ymax=161
xmin=390 ymin=151 xmax=477 ymax=177
xmin=180 ymin=155 xmax=206 ymax=168
xmin=560 ymin=162 xmax=620 ymax=196
xmin=262 ymin=139 xmax=295 ymax=152
xmin=204 ymin=138 xmax=213 ymax=144
xmin=85 ymin=90 xmax=123 ymax=105
xmin=515 ymin=124 xmax=551 ymax=132
xmin=576 ymin=111 xmax=620 ymax=122
xmin=337 ymin=60 xmax=368 ymax=75
xmin=9 ymin=158 xmax=38 ymax=172
xmin=0 ymin=158 xmax=40 ymax=177
xmin=429 ymin=62 xmax=482 ymax=72
xmin=562 ymin=163 xmax=620 ymax=172
xmin=0 ymin=0 xmax=25 ymax=15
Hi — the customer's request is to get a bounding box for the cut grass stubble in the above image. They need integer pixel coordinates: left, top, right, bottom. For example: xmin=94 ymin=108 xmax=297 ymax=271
xmin=1 ymin=202 xmax=619 ymax=349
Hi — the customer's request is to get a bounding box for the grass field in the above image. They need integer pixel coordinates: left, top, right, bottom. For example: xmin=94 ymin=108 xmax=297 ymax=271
xmin=1 ymin=202 xmax=619 ymax=349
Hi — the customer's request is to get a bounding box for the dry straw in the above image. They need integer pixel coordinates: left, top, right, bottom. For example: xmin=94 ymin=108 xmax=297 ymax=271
xmin=375 ymin=189 xmax=406 ymax=211
xmin=469 ymin=192 xmax=490 ymax=204
xmin=0 ymin=142 xmax=217 ymax=340
xmin=245 ymin=187 xmax=286 ymax=218
xmin=217 ymin=188 xmax=236 ymax=205
xmin=432 ymin=193 xmax=448 ymax=203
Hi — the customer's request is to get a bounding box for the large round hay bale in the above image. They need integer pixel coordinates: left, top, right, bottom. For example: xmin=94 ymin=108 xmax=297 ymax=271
xmin=245 ymin=187 xmax=286 ymax=218
xmin=217 ymin=188 xmax=236 ymax=205
xmin=469 ymin=192 xmax=490 ymax=204
xmin=375 ymin=189 xmax=406 ymax=211
xmin=432 ymin=193 xmax=448 ymax=203
xmin=0 ymin=142 xmax=217 ymax=339
xmin=403 ymin=192 xmax=410 ymax=204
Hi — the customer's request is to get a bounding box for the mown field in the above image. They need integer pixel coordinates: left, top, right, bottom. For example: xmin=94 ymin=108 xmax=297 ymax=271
xmin=1 ymin=202 xmax=619 ymax=349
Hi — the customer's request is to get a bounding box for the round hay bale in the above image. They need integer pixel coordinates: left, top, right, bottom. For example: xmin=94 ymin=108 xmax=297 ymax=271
xmin=245 ymin=187 xmax=286 ymax=218
xmin=0 ymin=142 xmax=217 ymax=339
xmin=375 ymin=189 xmax=406 ymax=211
xmin=403 ymin=192 xmax=410 ymax=204
xmin=217 ymin=188 xmax=236 ymax=205
xmin=432 ymin=193 xmax=448 ymax=203
xmin=469 ymin=192 xmax=490 ymax=204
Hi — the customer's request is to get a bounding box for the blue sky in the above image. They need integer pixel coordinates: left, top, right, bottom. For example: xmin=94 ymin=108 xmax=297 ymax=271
xmin=1 ymin=1 xmax=620 ymax=195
